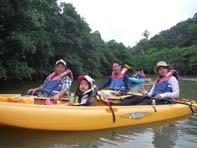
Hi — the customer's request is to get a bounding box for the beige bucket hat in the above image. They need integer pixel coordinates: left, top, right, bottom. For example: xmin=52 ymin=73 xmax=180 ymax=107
xmin=154 ymin=61 xmax=171 ymax=73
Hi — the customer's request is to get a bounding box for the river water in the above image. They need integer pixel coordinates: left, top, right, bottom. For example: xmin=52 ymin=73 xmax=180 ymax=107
xmin=0 ymin=75 xmax=197 ymax=148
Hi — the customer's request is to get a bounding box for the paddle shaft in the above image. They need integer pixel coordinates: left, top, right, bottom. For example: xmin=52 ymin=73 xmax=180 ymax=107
xmin=108 ymin=94 xmax=196 ymax=112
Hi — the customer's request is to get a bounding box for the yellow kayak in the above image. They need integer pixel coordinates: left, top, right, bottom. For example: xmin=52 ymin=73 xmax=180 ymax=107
xmin=0 ymin=94 xmax=196 ymax=131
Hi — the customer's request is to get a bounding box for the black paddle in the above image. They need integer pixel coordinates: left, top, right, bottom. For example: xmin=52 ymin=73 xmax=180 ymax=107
xmin=108 ymin=93 xmax=196 ymax=111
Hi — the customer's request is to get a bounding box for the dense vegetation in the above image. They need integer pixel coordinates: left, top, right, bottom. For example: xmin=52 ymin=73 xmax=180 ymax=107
xmin=0 ymin=0 xmax=197 ymax=82
xmin=131 ymin=45 xmax=197 ymax=75
xmin=0 ymin=0 xmax=132 ymax=80
xmin=131 ymin=13 xmax=197 ymax=75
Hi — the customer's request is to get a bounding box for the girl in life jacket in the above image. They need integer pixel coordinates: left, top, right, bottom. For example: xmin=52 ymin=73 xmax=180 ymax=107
xmin=66 ymin=75 xmax=97 ymax=106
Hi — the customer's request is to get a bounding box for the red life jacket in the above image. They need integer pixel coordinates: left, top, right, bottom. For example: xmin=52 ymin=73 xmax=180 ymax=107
xmin=156 ymin=70 xmax=180 ymax=84
xmin=111 ymin=67 xmax=128 ymax=80
xmin=48 ymin=69 xmax=73 ymax=81
xmin=152 ymin=70 xmax=180 ymax=97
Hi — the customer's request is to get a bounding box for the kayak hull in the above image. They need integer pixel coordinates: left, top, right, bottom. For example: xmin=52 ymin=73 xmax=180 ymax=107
xmin=0 ymin=96 xmax=196 ymax=131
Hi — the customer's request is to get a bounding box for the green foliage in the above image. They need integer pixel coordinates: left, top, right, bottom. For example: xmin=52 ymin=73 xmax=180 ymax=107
xmin=0 ymin=66 xmax=7 ymax=80
xmin=0 ymin=1 xmax=197 ymax=82
xmin=131 ymin=45 xmax=197 ymax=75
xmin=7 ymin=60 xmax=35 ymax=80
xmin=142 ymin=29 xmax=150 ymax=39
xmin=0 ymin=0 xmax=134 ymax=80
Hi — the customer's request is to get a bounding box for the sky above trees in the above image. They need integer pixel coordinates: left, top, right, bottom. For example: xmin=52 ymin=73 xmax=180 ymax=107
xmin=58 ymin=0 xmax=197 ymax=47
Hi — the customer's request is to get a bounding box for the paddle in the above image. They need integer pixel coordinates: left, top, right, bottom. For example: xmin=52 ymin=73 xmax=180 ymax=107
xmin=124 ymin=64 xmax=131 ymax=70
xmin=108 ymin=93 xmax=197 ymax=113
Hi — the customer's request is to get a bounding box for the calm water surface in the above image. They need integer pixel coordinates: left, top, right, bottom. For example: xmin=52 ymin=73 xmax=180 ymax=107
xmin=0 ymin=75 xmax=197 ymax=148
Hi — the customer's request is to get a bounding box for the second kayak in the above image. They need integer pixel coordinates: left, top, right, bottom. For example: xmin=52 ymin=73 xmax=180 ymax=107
xmin=129 ymin=77 xmax=147 ymax=84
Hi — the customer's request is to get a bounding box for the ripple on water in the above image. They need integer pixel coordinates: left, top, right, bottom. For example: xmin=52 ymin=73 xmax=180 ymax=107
xmin=173 ymin=114 xmax=197 ymax=148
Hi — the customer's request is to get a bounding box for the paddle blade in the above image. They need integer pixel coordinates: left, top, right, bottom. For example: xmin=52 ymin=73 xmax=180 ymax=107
xmin=125 ymin=64 xmax=131 ymax=69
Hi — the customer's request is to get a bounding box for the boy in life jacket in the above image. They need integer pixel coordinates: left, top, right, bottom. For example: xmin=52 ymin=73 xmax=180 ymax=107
xmin=98 ymin=61 xmax=129 ymax=96
xmin=66 ymin=75 xmax=97 ymax=106
xmin=112 ymin=61 xmax=180 ymax=106
xmin=27 ymin=59 xmax=73 ymax=100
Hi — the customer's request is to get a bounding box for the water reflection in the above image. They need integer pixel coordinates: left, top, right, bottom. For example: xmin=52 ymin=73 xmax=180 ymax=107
xmin=129 ymin=83 xmax=144 ymax=92
xmin=181 ymin=77 xmax=197 ymax=82
xmin=129 ymin=83 xmax=153 ymax=93
xmin=0 ymin=116 xmax=190 ymax=148
xmin=176 ymin=115 xmax=197 ymax=147
xmin=152 ymin=124 xmax=178 ymax=148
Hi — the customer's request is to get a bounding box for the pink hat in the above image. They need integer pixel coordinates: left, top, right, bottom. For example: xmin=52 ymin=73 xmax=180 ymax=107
xmin=78 ymin=75 xmax=95 ymax=87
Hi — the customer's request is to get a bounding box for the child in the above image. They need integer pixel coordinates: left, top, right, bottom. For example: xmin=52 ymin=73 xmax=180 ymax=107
xmin=67 ymin=75 xmax=97 ymax=106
